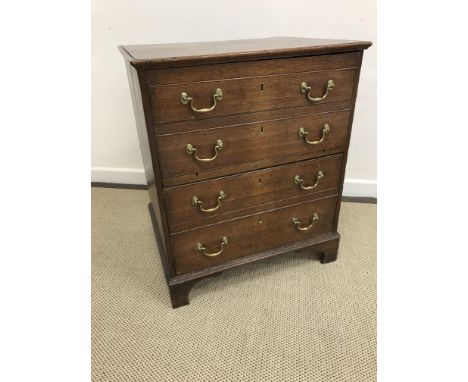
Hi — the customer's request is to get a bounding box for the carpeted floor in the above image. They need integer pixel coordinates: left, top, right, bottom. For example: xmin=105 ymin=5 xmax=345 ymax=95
xmin=92 ymin=187 xmax=376 ymax=382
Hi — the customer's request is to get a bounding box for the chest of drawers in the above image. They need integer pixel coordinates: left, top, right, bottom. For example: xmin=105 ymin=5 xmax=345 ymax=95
xmin=119 ymin=37 xmax=372 ymax=308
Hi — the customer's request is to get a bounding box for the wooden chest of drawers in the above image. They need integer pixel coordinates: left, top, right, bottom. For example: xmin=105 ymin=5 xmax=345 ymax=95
xmin=119 ymin=37 xmax=372 ymax=308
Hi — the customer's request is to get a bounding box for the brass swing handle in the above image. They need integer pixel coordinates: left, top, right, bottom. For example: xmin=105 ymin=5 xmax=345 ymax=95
xmin=292 ymin=213 xmax=319 ymax=232
xmin=186 ymin=139 xmax=223 ymax=162
xmin=301 ymin=79 xmax=335 ymax=103
xmin=294 ymin=171 xmax=325 ymax=190
xmin=298 ymin=124 xmax=330 ymax=145
xmin=180 ymin=88 xmax=223 ymax=113
xmin=192 ymin=191 xmax=226 ymax=213
xmin=196 ymin=236 xmax=228 ymax=257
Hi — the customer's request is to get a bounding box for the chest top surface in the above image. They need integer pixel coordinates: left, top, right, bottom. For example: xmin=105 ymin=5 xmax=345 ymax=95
xmin=120 ymin=36 xmax=372 ymax=68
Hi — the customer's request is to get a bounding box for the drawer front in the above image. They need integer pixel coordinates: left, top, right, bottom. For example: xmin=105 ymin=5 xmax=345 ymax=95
xmin=164 ymin=154 xmax=343 ymax=230
xmin=149 ymin=68 xmax=356 ymax=124
xmin=157 ymin=110 xmax=351 ymax=180
xmin=172 ymin=195 xmax=338 ymax=274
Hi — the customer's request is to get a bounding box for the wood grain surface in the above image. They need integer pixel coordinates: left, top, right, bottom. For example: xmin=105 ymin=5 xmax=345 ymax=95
xmin=146 ymin=52 xmax=360 ymax=85
xmin=149 ymin=68 xmax=356 ymax=123
xmin=157 ymin=110 xmax=351 ymax=181
xmin=164 ymin=153 xmax=343 ymax=229
xmin=172 ymin=194 xmax=338 ymax=274
xmin=121 ymin=37 xmax=372 ymax=68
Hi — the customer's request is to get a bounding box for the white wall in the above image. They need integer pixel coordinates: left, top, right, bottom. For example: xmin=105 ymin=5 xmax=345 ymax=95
xmin=92 ymin=0 xmax=376 ymax=197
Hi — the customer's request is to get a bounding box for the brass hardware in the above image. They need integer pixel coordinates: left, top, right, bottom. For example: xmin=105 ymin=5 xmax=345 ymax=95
xmin=180 ymin=88 xmax=223 ymax=113
xmin=292 ymin=213 xmax=319 ymax=231
xmin=192 ymin=191 xmax=226 ymax=213
xmin=294 ymin=171 xmax=325 ymax=190
xmin=298 ymin=124 xmax=330 ymax=145
xmin=300 ymin=79 xmax=335 ymax=103
xmin=196 ymin=236 xmax=228 ymax=257
xmin=186 ymin=139 xmax=223 ymax=162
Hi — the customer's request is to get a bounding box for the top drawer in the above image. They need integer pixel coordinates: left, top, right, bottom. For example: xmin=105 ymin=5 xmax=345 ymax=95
xmin=146 ymin=53 xmax=360 ymax=124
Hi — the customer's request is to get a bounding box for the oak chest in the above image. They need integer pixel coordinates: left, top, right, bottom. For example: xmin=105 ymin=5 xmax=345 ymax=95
xmin=119 ymin=37 xmax=372 ymax=308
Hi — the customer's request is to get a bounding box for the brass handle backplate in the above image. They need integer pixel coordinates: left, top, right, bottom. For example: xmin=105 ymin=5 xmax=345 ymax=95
xmin=186 ymin=139 xmax=223 ymax=162
xmin=180 ymin=88 xmax=223 ymax=113
xmin=192 ymin=191 xmax=226 ymax=213
xmin=300 ymin=79 xmax=335 ymax=103
xmin=294 ymin=171 xmax=325 ymax=190
xmin=299 ymin=124 xmax=330 ymax=145
xmin=292 ymin=213 xmax=319 ymax=232
xmin=196 ymin=236 xmax=228 ymax=257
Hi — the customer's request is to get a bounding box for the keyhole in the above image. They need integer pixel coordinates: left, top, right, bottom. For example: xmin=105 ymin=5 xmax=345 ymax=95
xmin=260 ymin=126 xmax=264 ymax=133
xmin=258 ymin=178 xmax=262 ymax=184
xmin=260 ymin=83 xmax=264 ymax=92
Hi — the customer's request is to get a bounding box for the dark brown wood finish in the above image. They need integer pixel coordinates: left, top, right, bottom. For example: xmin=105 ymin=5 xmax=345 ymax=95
xmin=154 ymin=100 xmax=355 ymax=135
xmin=172 ymin=194 xmax=338 ymax=274
xmin=164 ymin=154 xmax=343 ymax=229
xmin=169 ymin=187 xmax=339 ymax=235
xmin=168 ymin=231 xmax=341 ymax=307
xmin=149 ymin=68 xmax=356 ymax=124
xmin=332 ymin=51 xmax=364 ymax=233
xmin=150 ymin=52 xmax=360 ymax=85
xmin=168 ymin=271 xmax=223 ymax=308
xmin=157 ymin=110 xmax=351 ymax=181
xmin=119 ymin=37 xmax=372 ymax=307
xmin=119 ymin=47 xmax=175 ymax=274
xmin=122 ymin=37 xmax=372 ymax=68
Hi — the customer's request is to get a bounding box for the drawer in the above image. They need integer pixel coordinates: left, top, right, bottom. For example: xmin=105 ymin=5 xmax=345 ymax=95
xmin=149 ymin=68 xmax=357 ymax=124
xmin=172 ymin=194 xmax=338 ymax=274
xmin=157 ymin=110 xmax=351 ymax=180
xmin=164 ymin=154 xmax=343 ymax=231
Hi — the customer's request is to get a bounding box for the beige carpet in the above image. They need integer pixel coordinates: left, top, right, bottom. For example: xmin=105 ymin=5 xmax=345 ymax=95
xmin=92 ymin=188 xmax=376 ymax=382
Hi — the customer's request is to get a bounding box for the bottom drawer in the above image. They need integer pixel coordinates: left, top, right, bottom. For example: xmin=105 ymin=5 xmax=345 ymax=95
xmin=172 ymin=194 xmax=338 ymax=274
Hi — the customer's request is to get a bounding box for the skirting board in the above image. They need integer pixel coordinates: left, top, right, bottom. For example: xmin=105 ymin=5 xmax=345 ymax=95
xmin=91 ymin=167 xmax=146 ymax=185
xmin=91 ymin=167 xmax=377 ymax=198
xmin=342 ymin=178 xmax=377 ymax=198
